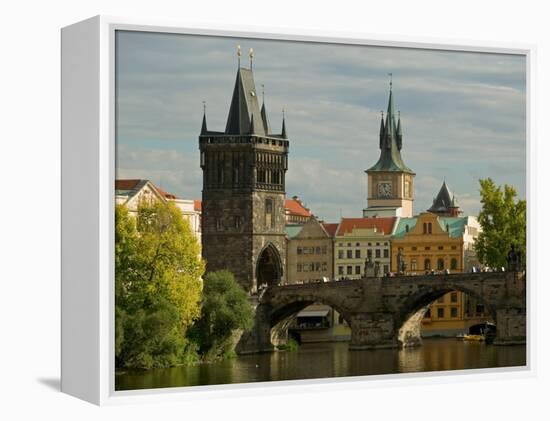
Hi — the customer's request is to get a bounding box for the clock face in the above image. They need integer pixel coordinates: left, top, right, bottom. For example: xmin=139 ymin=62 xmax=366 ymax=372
xmin=378 ymin=182 xmax=392 ymax=198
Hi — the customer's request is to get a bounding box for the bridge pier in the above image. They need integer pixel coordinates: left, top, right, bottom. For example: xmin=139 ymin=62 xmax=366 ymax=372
xmin=235 ymin=302 xmax=275 ymax=354
xmin=494 ymin=307 xmax=527 ymax=345
xmin=349 ymin=312 xmax=398 ymax=350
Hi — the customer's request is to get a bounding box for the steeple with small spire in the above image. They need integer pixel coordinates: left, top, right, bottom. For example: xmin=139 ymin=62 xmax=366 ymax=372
xmin=428 ymin=181 xmax=462 ymax=216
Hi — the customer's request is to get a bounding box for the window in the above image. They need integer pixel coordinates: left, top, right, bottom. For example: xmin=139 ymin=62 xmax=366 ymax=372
xmin=451 ymin=292 xmax=458 ymax=303
xmin=411 ymin=259 xmax=417 ymax=271
xmin=424 ymin=259 xmax=431 ymax=270
xmin=315 ymin=262 xmax=321 ymax=271
xmin=297 ymin=264 xmax=302 ymax=272
xmin=423 ymin=223 xmax=427 ymax=234
xmin=425 ymin=246 xmax=431 ymax=251
xmin=347 ymin=266 xmax=353 ymax=275
xmin=322 ymin=246 xmax=327 ymax=254
xmin=437 ymin=258 xmax=445 ymax=270
xmin=265 ymin=199 xmax=273 ymax=228
xmin=451 ymin=307 xmax=458 ymax=318
xmin=451 ymin=258 xmax=458 ymax=270
xmin=322 ymin=262 xmax=327 ymax=272
xmin=338 ymin=266 xmax=344 ymax=275
xmin=428 ymin=223 xmax=432 ymax=234
xmin=297 ymin=247 xmax=303 ymax=255
xmin=356 ymin=242 xmax=360 ymax=246
xmin=315 ymin=246 xmax=321 ymax=254
xmin=355 ymin=266 xmax=361 ymax=275
xmin=451 ymin=245 xmax=457 ymax=250
xmin=338 ymin=250 xmax=344 ymax=259
xmin=405 ymin=224 xmax=409 ymax=233
xmin=375 ymin=249 xmax=381 ymax=258
xmin=347 ymin=250 xmax=353 ymax=259
xmin=234 ymin=216 xmax=242 ymax=229
xmin=355 ymin=249 xmax=361 ymax=258
xmin=367 ymin=249 xmax=372 ymax=259
xmin=376 ymin=242 xmax=380 ymax=246
xmin=437 ymin=308 xmax=445 ymax=318
xmin=412 ymin=246 xmax=417 ymax=251
xmin=383 ymin=249 xmax=389 ymax=258
xmin=438 ymin=246 xmax=444 ymax=250
xmin=216 ymin=218 xmax=223 ymax=231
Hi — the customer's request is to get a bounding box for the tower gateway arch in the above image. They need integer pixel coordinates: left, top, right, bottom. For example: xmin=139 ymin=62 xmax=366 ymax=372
xmin=199 ymin=51 xmax=289 ymax=293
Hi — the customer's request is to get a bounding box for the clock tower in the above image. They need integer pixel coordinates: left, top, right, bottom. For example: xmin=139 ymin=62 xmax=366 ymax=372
xmin=364 ymin=82 xmax=415 ymax=218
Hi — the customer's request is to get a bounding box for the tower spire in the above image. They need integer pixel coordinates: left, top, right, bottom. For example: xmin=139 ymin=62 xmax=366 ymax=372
xmin=379 ymin=110 xmax=385 ymax=149
xmin=237 ymin=45 xmax=241 ymax=67
xmin=396 ymin=110 xmax=402 ymax=150
xmin=249 ymin=48 xmax=254 ymax=70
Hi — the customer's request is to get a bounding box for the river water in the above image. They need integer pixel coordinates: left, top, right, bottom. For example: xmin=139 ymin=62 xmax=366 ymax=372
xmin=115 ymin=339 xmax=526 ymax=391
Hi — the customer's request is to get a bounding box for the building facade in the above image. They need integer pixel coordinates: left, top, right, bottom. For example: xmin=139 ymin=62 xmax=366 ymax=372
xmin=392 ymin=212 xmax=487 ymax=336
xmin=286 ymin=216 xmax=335 ymax=284
xmin=334 ymin=217 xmax=397 ymax=279
xmin=364 ymin=85 xmax=415 ymax=218
xmin=199 ymin=59 xmax=289 ymax=292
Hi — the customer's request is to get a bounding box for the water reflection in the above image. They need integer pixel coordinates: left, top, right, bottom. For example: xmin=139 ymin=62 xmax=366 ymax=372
xmin=115 ymin=339 xmax=526 ymax=391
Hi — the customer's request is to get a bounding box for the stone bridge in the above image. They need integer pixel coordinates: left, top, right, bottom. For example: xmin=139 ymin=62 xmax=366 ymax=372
xmin=236 ymin=271 xmax=526 ymax=353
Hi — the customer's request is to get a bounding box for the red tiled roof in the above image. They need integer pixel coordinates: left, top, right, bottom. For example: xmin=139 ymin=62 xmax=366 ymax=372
xmin=322 ymin=223 xmax=339 ymax=237
xmin=115 ymin=179 xmax=142 ymax=190
xmin=154 ymin=185 xmax=178 ymax=200
xmin=285 ymin=199 xmax=311 ymax=217
xmin=336 ymin=217 xmax=396 ymax=236
xmin=194 ymin=200 xmax=202 ymax=212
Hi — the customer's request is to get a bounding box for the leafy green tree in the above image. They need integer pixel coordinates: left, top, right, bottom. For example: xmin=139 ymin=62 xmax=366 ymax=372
xmin=190 ymin=270 xmax=254 ymax=361
xmin=475 ymin=178 xmax=526 ymax=269
xmin=115 ymin=201 xmax=204 ymax=369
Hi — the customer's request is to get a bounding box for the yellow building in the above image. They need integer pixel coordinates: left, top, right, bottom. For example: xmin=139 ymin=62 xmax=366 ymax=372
xmin=392 ymin=212 xmax=488 ymax=336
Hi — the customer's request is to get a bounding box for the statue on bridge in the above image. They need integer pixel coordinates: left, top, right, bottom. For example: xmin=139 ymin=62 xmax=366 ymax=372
xmin=397 ymin=248 xmax=407 ymax=275
xmin=364 ymin=256 xmax=375 ymax=278
xmin=506 ymin=244 xmax=523 ymax=272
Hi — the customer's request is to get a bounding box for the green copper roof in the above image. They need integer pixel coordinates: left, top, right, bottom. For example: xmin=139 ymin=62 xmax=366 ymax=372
xmin=367 ymin=89 xmax=413 ymax=173
xmin=393 ymin=217 xmax=417 ymax=238
xmin=286 ymin=225 xmax=304 ymax=239
xmin=437 ymin=217 xmax=468 ymax=238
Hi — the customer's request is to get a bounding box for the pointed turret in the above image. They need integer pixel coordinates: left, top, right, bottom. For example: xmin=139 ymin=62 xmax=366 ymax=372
xmin=261 ymin=102 xmax=271 ymax=135
xmin=281 ymin=114 xmax=287 ymax=139
xmin=201 ymin=110 xmax=208 ymax=135
xmin=428 ymin=181 xmax=461 ymax=216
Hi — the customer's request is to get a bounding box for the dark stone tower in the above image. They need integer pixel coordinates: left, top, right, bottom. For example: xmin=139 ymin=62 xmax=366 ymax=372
xmin=199 ymin=59 xmax=289 ymax=293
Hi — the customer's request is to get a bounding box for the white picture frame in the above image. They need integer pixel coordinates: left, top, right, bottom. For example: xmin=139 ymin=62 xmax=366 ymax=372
xmin=61 ymin=15 xmax=535 ymax=406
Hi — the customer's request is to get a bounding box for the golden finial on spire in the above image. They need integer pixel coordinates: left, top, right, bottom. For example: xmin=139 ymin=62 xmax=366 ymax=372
xmin=202 ymin=100 xmax=206 ymax=114
xmin=249 ymin=48 xmax=254 ymax=70
xmin=388 ymin=72 xmax=393 ymax=89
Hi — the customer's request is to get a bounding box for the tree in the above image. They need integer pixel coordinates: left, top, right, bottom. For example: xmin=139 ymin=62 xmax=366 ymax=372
xmin=475 ymin=178 xmax=526 ymax=269
xmin=115 ymin=201 xmax=204 ymax=369
xmin=190 ymin=270 xmax=254 ymax=361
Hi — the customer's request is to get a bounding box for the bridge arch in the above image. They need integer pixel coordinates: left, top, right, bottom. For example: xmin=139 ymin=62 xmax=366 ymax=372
xmin=259 ymin=292 xmax=352 ymax=348
xmin=394 ymin=282 xmax=497 ymax=347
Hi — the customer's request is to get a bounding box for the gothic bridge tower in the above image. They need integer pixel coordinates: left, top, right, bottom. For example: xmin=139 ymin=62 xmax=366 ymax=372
xmin=364 ymin=80 xmax=415 ymax=218
xmin=199 ymin=50 xmax=289 ymax=293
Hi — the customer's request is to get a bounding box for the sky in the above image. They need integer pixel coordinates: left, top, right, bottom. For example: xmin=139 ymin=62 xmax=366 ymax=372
xmin=115 ymin=30 xmax=526 ymax=222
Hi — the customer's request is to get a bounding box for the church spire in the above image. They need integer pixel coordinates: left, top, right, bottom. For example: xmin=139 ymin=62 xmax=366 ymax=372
xmin=366 ymin=79 xmax=413 ymax=173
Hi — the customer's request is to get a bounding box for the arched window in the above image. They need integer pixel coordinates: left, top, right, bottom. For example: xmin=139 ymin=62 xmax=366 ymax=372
xmin=428 ymin=222 xmax=432 ymax=234
xmin=437 ymin=258 xmax=445 ymax=270
xmin=423 ymin=223 xmax=427 ymax=234
xmin=424 ymin=259 xmax=431 ymax=270
xmin=451 ymin=258 xmax=458 ymax=270
xmin=411 ymin=259 xmax=417 ymax=271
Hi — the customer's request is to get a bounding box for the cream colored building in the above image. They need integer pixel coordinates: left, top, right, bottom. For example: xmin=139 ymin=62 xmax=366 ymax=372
xmin=115 ymin=179 xmax=202 ymax=243
xmin=334 ymin=217 xmax=397 ymax=279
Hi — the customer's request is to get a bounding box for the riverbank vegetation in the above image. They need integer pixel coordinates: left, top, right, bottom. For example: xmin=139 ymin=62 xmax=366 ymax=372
xmin=115 ymin=202 xmax=253 ymax=370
